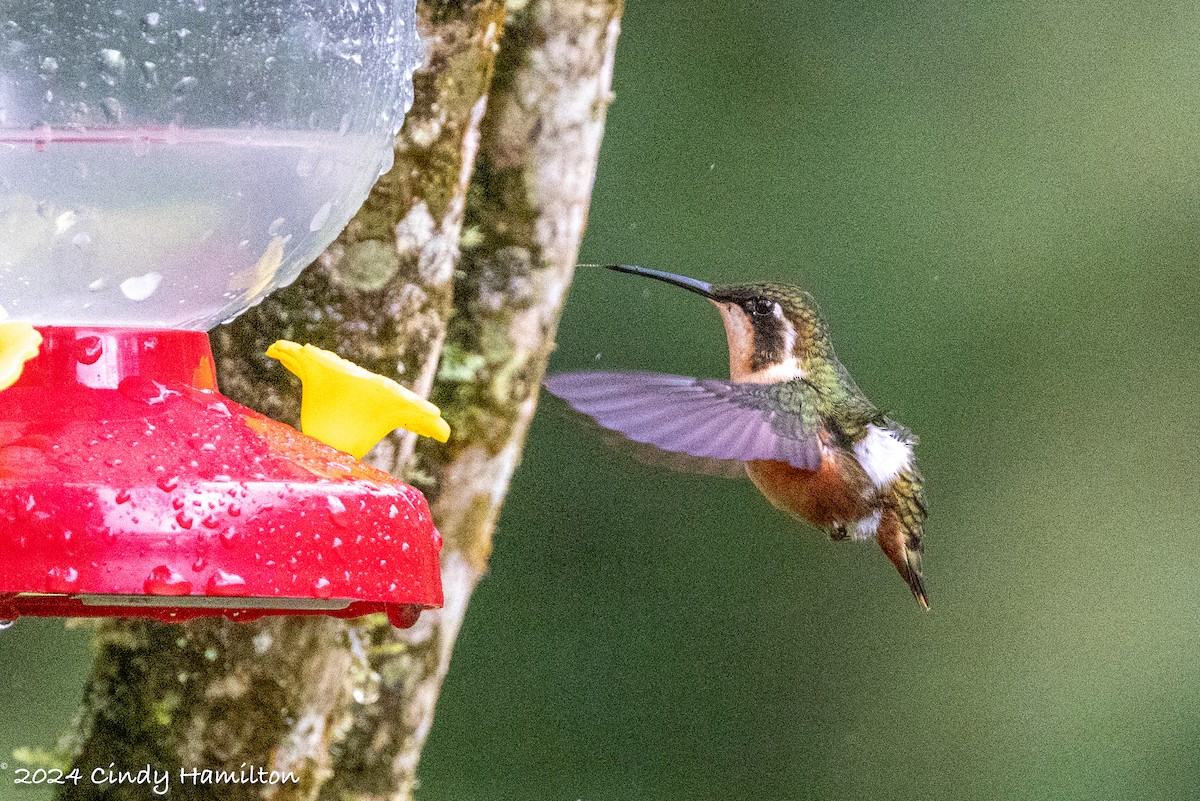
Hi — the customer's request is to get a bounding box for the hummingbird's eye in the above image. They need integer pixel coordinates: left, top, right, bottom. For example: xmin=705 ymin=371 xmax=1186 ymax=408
xmin=751 ymin=297 xmax=775 ymax=317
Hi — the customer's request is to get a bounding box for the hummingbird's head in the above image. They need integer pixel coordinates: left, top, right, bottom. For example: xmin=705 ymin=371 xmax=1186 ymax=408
xmin=602 ymin=265 xmax=831 ymax=383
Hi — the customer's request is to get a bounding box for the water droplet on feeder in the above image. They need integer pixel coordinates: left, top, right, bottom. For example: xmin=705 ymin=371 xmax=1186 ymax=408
xmin=45 ymin=566 xmax=79 ymax=592
xmin=377 ymin=147 xmax=394 ymax=177
xmin=120 ymin=272 xmax=163 ymax=301
xmin=387 ymin=605 xmax=419 ymax=628
xmin=119 ymin=376 xmax=180 ymax=405
xmin=98 ymin=48 xmax=124 ymax=72
xmin=308 ymin=201 xmax=332 ymax=232
xmin=101 ymin=97 xmax=123 ymax=122
xmin=144 ymin=565 xmax=192 ymax=595
xmin=326 ymin=495 xmax=348 ymax=526
xmin=205 ymin=570 xmax=247 ymax=596
xmin=140 ymin=61 xmax=158 ymax=88
xmin=74 ymin=335 xmax=104 ymax=364
xmin=54 ymin=210 xmax=77 ymax=234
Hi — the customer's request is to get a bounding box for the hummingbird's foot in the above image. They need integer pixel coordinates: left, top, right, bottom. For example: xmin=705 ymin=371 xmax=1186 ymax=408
xmin=828 ymin=523 xmax=849 ymax=541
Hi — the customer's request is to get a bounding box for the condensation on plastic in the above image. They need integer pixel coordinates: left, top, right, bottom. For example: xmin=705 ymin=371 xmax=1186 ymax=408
xmin=0 ymin=1 xmax=420 ymax=329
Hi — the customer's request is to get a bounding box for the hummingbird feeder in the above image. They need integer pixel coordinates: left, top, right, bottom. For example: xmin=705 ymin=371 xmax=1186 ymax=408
xmin=0 ymin=1 xmax=445 ymax=628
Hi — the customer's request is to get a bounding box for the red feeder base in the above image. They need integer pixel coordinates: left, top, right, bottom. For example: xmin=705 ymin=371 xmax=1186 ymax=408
xmin=0 ymin=327 xmax=443 ymax=628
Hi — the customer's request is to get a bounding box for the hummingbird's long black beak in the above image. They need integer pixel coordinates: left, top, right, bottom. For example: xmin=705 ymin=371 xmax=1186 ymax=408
xmin=587 ymin=264 xmax=715 ymax=299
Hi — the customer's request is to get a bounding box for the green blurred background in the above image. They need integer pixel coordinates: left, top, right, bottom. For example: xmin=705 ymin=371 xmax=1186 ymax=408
xmin=4 ymin=1 xmax=1199 ymax=799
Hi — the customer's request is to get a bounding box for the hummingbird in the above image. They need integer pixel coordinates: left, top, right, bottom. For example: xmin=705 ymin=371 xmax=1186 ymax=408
xmin=544 ymin=264 xmax=929 ymax=608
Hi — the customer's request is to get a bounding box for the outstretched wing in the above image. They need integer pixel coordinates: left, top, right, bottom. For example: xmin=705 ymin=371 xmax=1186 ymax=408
xmin=544 ymin=371 xmax=822 ymax=470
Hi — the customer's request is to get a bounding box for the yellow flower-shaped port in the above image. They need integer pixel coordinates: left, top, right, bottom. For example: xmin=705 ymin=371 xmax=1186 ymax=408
xmin=266 ymin=340 xmax=450 ymax=459
xmin=0 ymin=322 xmax=43 ymax=391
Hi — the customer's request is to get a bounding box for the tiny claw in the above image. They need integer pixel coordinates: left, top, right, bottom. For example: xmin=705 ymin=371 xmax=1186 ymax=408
xmin=266 ymin=340 xmax=451 ymax=459
xmin=0 ymin=322 xmax=43 ymax=391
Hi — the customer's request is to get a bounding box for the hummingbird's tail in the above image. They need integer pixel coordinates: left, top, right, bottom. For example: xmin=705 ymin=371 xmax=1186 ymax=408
xmin=876 ymin=469 xmax=929 ymax=610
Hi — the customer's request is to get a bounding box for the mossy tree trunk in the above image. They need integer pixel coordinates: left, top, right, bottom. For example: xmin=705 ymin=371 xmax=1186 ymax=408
xmin=56 ymin=1 xmax=623 ymax=799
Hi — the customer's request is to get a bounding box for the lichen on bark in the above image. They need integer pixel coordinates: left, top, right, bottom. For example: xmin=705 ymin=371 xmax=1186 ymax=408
xmin=319 ymin=4 xmax=622 ymax=798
